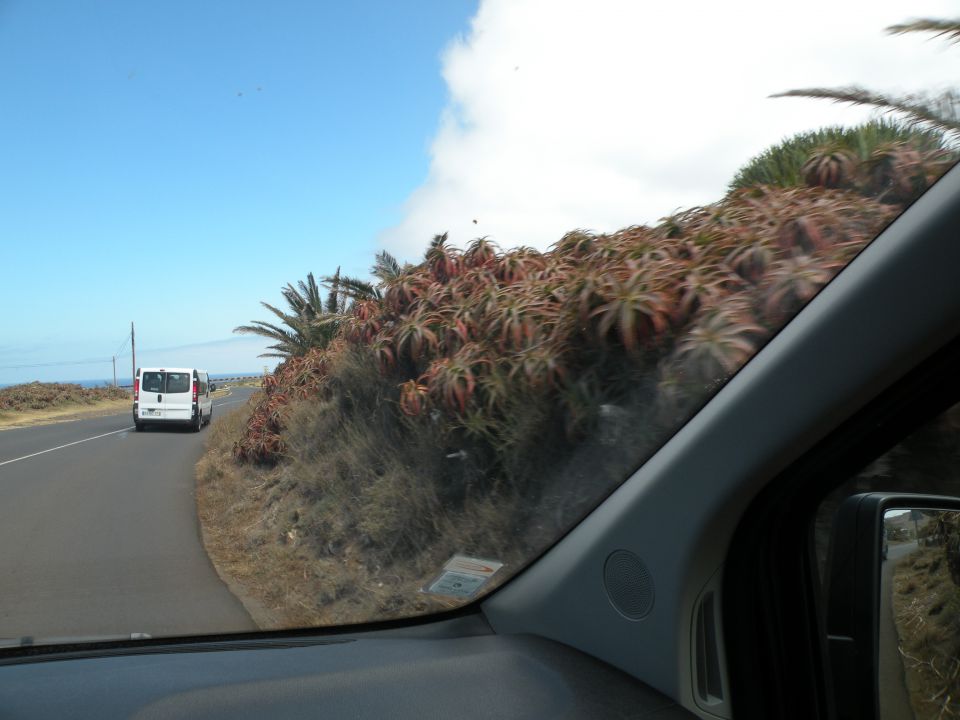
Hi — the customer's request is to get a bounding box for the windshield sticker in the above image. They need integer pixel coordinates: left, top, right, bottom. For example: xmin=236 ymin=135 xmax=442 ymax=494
xmin=423 ymin=555 xmax=503 ymax=598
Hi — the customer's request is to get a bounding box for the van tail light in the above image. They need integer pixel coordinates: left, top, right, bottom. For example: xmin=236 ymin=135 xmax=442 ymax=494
xmin=134 ymin=378 xmax=139 ymax=401
xmin=192 ymin=381 xmax=198 ymax=403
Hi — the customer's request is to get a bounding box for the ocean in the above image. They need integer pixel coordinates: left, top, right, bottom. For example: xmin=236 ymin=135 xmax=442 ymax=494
xmin=0 ymin=372 xmax=261 ymax=390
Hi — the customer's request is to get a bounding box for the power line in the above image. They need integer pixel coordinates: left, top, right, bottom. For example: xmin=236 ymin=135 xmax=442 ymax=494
xmin=4 ymin=326 xmax=135 ymax=373
xmin=0 ymin=358 xmax=114 ymax=371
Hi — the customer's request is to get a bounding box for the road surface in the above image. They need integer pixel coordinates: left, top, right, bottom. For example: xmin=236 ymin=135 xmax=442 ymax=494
xmin=0 ymin=388 xmax=257 ymax=644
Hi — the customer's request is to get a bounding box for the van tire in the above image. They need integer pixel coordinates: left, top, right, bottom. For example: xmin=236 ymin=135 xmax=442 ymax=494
xmin=205 ymin=407 xmax=213 ymax=426
xmin=193 ymin=412 xmax=202 ymax=432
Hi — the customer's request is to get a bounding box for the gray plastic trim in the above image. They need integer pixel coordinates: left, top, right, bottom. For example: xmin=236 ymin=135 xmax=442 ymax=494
xmin=0 ymin=634 xmax=695 ymax=719
xmin=482 ymin=163 xmax=960 ymax=716
xmin=691 ymin=567 xmax=730 ymax=719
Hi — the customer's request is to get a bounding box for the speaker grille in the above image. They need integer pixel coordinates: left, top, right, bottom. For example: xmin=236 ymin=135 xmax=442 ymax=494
xmin=604 ymin=550 xmax=654 ymax=619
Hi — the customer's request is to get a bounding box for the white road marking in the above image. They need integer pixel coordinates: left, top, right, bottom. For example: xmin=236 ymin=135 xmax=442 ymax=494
xmin=0 ymin=427 xmax=135 ymax=468
xmin=0 ymin=394 xmax=249 ymax=468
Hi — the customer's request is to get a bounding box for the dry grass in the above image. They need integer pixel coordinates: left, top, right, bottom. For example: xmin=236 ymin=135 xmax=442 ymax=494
xmin=0 ymin=396 xmax=132 ymax=430
xmin=195 ymin=399 xmax=456 ymax=630
xmin=230 ymin=378 xmax=264 ymax=388
xmin=0 ymin=381 xmax=128 ymax=411
xmin=892 ymin=547 xmax=960 ymax=719
xmin=193 ymin=352 xmax=614 ymax=630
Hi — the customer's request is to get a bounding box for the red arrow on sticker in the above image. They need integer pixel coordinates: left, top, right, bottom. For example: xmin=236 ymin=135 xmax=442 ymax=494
xmin=449 ymin=560 xmax=495 ymax=573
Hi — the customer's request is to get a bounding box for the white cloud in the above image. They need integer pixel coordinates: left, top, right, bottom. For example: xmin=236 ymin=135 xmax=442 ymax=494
xmin=381 ymin=0 xmax=960 ymax=261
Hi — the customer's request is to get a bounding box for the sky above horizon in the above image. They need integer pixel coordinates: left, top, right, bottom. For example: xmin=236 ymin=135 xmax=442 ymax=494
xmin=2 ymin=0 xmax=958 ymax=384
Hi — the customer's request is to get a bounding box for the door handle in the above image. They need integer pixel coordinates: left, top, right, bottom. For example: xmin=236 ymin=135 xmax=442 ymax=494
xmin=158 ymin=394 xmax=162 ymax=402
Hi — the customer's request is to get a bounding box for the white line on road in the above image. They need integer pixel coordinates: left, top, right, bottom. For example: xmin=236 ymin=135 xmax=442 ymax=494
xmin=214 ymin=400 xmax=245 ymax=407
xmin=0 ymin=426 xmax=135 ymax=468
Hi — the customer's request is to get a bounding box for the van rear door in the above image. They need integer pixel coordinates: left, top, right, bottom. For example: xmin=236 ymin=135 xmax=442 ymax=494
xmin=163 ymin=371 xmax=194 ymax=422
xmin=139 ymin=371 xmax=165 ymax=419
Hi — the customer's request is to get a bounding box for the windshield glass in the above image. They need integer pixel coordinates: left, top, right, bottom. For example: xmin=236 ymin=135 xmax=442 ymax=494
xmin=0 ymin=1 xmax=957 ymax=644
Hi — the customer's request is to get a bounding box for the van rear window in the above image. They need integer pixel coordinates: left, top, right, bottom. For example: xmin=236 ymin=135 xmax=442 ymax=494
xmin=140 ymin=372 xmax=192 ymax=394
xmin=142 ymin=372 xmax=164 ymax=393
xmin=166 ymin=373 xmax=191 ymax=393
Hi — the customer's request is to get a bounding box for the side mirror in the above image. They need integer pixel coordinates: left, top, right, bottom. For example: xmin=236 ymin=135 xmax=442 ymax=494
xmin=210 ymin=383 xmax=217 ymax=392
xmin=826 ymin=493 xmax=960 ymax=720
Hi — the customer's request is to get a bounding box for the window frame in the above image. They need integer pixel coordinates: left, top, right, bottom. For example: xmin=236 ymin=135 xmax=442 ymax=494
xmin=724 ymin=332 xmax=960 ymax=720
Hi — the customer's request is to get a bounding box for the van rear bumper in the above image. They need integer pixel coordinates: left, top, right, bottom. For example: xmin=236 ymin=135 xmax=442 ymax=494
xmin=133 ymin=406 xmax=198 ymax=426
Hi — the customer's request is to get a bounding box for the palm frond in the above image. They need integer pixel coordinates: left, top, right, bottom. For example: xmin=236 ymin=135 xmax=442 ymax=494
xmin=234 ymin=320 xmax=301 ymax=344
xmin=772 ymin=86 xmax=960 ymax=137
xmin=280 ymin=284 xmax=308 ymax=314
xmin=429 ymin=232 xmax=449 ymax=252
xmin=258 ymin=301 xmax=300 ymax=325
xmin=296 ymin=272 xmax=324 ymax=314
xmin=235 ymin=271 xmax=347 ymax=359
xmin=372 ymin=250 xmax=402 ymax=282
xmin=887 ymin=18 xmax=960 ymax=44
xmin=313 ymin=313 xmax=347 ymax=328
xmin=324 ymin=267 xmax=341 ymax=314
xmin=334 ymin=275 xmax=380 ymax=301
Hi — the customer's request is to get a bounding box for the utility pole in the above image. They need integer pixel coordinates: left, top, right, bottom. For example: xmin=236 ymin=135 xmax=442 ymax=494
xmin=113 ymin=356 xmax=117 ymax=387
xmin=131 ymin=322 xmax=136 ymax=387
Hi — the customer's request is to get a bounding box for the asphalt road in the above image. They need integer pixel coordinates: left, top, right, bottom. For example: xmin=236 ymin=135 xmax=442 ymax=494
xmin=0 ymin=388 xmax=257 ymax=644
xmin=879 ymin=540 xmax=919 ymax=720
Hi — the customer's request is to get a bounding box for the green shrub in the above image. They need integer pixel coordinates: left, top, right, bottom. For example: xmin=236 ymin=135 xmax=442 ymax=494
xmin=729 ymin=119 xmax=952 ymax=191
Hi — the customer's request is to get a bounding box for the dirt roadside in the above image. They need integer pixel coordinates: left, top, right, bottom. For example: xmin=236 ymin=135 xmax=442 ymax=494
xmin=0 ymin=398 xmax=132 ymax=431
xmin=0 ymin=389 xmax=232 ymax=431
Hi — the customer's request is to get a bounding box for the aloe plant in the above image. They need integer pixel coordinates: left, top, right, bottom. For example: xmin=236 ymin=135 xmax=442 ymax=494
xmin=235 ymin=182 xmax=901 ymax=464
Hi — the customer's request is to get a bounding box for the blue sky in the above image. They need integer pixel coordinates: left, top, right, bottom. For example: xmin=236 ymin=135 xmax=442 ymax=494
xmin=3 ymin=0 xmax=958 ymax=385
xmin=0 ymin=0 xmax=476 ymax=384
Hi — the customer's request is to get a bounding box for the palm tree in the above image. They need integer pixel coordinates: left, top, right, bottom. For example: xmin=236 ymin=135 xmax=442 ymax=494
xmin=234 ymin=272 xmax=342 ymax=358
xmin=324 ymin=266 xmax=376 ymax=304
xmin=772 ymin=19 xmax=960 ymax=139
xmin=321 ymin=251 xmax=407 ymax=305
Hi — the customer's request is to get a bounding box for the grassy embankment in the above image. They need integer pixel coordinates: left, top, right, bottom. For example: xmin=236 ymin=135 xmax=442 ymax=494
xmin=196 ymin=380 xmax=513 ymax=628
xmin=195 ymin=190 xmax=902 ymax=628
xmin=0 ymin=382 xmax=130 ymax=430
xmin=891 ymin=546 xmax=960 ymax=719
xmin=196 ymin=125 xmax=956 ymax=631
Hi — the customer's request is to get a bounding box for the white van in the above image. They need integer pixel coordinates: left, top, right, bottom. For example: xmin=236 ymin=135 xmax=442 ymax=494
xmin=133 ymin=367 xmax=215 ymax=432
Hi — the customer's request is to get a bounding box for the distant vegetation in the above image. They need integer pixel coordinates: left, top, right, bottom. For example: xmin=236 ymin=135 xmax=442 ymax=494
xmin=197 ymin=17 xmax=960 ymax=627
xmin=729 ymin=119 xmax=953 ymax=192
xmin=0 ymin=382 xmax=128 ymax=414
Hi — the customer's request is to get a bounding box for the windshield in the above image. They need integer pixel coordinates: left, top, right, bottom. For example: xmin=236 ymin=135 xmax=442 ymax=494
xmin=0 ymin=1 xmax=957 ymax=644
